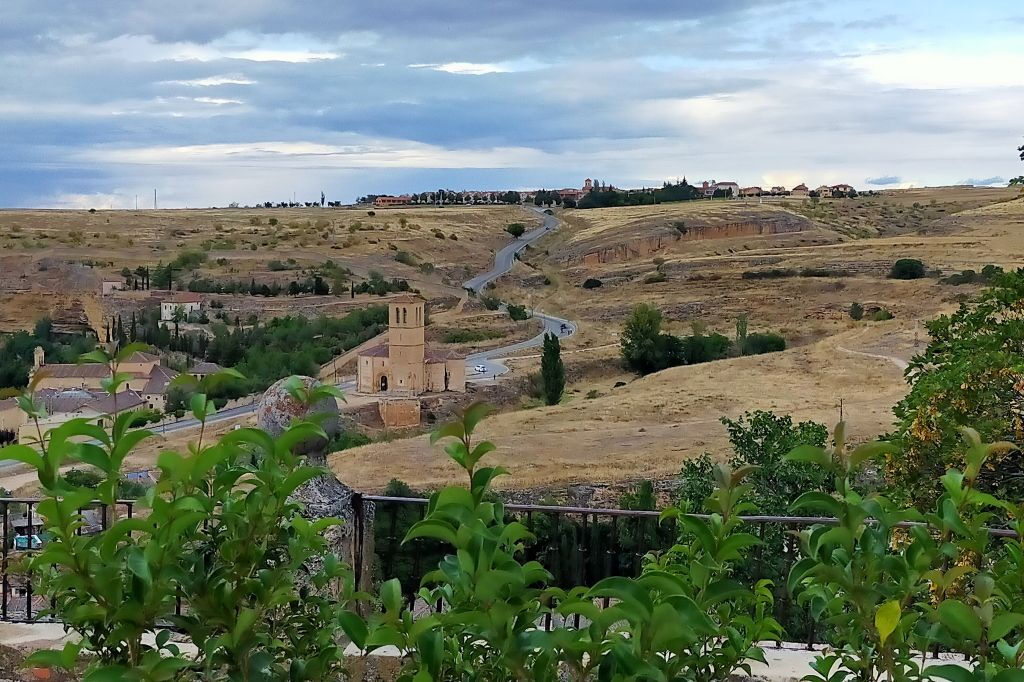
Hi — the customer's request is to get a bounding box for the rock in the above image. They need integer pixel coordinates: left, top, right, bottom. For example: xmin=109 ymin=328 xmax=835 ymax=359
xmin=257 ymin=375 xmax=347 ymax=458
xmin=255 ymin=376 xmax=373 ymax=591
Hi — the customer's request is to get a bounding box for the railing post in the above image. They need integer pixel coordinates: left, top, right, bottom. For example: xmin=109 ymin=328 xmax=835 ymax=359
xmin=352 ymin=492 xmax=364 ymax=591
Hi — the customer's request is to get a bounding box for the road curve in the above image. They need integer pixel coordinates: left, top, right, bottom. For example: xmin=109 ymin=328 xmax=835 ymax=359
xmin=462 ymin=207 xmax=576 ymax=381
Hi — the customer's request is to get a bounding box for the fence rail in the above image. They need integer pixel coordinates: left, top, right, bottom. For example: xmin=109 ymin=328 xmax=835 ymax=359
xmin=1 ymin=494 xmax=1017 ymax=651
xmin=355 ymin=494 xmax=1019 ymax=649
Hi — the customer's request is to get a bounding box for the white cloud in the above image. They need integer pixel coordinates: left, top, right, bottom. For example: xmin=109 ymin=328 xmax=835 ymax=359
xmin=408 ymin=58 xmax=544 ymax=75
xmin=847 ymin=49 xmax=1024 ymax=89
xmin=64 ymin=32 xmax=342 ymax=63
xmin=190 ymin=97 xmax=244 ymax=105
xmin=73 ymin=137 xmax=554 ymax=169
xmin=164 ymin=74 xmax=256 ymax=86
xmin=46 ymin=192 xmax=134 ymax=209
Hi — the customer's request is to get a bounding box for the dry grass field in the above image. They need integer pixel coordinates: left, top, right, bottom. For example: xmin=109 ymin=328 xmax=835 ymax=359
xmin=328 ymin=187 xmax=1024 ymax=493
xmin=0 ymin=205 xmax=537 ymax=332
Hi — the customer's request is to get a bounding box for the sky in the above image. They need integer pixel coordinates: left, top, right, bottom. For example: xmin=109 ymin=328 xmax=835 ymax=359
xmin=1 ymin=0 xmax=1022 ymax=208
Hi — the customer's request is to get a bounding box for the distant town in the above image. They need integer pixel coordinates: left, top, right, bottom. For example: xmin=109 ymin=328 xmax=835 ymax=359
xmin=360 ymin=177 xmax=862 ymax=209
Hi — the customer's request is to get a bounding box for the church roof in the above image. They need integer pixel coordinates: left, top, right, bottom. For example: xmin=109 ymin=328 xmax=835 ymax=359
xmin=388 ymin=294 xmax=423 ymax=303
xmin=426 ymin=349 xmax=465 ymax=362
xmin=360 ymin=344 xmax=391 ymax=358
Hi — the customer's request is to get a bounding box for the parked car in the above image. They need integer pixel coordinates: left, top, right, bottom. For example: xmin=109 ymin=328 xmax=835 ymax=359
xmin=474 ymin=364 xmax=488 ymax=374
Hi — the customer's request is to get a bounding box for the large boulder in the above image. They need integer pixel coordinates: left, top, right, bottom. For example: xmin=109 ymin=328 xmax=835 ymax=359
xmin=255 ymin=376 xmax=373 ymax=591
xmin=256 ymin=375 xmax=345 ymax=460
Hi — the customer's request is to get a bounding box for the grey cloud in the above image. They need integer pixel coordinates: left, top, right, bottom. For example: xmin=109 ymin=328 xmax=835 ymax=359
xmin=957 ymin=177 xmax=1006 ymax=186
xmin=865 ymin=175 xmax=901 ymax=185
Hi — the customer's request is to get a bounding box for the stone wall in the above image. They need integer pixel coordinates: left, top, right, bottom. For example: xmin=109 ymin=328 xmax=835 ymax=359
xmin=378 ymin=397 xmax=421 ymax=428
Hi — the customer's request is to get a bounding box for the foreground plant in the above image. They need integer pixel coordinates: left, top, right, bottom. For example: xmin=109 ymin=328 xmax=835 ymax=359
xmin=1 ymin=344 xmax=358 ymax=681
xmin=788 ymin=423 xmax=1024 ymax=682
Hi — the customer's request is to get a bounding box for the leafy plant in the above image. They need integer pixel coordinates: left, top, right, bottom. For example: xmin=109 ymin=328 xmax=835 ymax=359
xmin=4 ymin=347 xmax=361 ymax=680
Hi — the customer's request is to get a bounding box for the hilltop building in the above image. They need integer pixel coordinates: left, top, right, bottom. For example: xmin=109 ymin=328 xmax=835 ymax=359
xmin=356 ymin=295 xmax=465 ymax=396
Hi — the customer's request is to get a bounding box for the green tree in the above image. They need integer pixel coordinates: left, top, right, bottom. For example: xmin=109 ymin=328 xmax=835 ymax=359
xmin=849 ymin=302 xmax=864 ymax=320
xmin=540 ymin=332 xmax=565 ymax=405
xmin=735 ymin=313 xmax=748 ymax=356
xmin=888 ymin=258 xmax=925 ymax=279
xmin=890 ymin=269 xmax=1024 ymax=506
xmin=505 ymin=222 xmax=526 ymax=238
xmin=620 ymin=303 xmax=664 ymax=374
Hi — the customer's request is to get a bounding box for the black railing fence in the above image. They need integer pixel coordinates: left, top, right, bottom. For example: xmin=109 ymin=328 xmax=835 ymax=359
xmin=0 ymin=497 xmax=136 ymax=623
xmin=1 ymin=494 xmax=1017 ymax=650
xmin=357 ymin=494 xmax=1019 ymax=649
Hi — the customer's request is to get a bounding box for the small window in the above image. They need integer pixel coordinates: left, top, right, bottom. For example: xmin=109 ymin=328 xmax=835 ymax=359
xmin=402 ymin=307 xmax=407 ymax=324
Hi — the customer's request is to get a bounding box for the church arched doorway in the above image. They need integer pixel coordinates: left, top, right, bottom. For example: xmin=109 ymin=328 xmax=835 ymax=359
xmin=380 ymin=375 xmax=388 ymax=392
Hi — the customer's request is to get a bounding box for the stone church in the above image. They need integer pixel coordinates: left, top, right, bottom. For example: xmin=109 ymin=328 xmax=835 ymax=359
xmin=356 ymin=294 xmax=466 ymax=395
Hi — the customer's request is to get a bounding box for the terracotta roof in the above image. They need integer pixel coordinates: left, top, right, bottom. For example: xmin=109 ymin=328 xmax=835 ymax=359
xmin=141 ymin=365 xmax=178 ymax=395
xmin=792 ymin=183 xmax=808 ymax=191
xmin=122 ymin=350 xmax=160 ymax=363
xmin=35 ymin=364 xmax=112 ymax=379
xmin=164 ymin=293 xmax=203 ymax=304
xmin=188 ymin=361 xmax=223 ymax=375
xmin=388 ymin=294 xmax=423 ymax=304
xmin=83 ymin=390 xmax=148 ymax=415
xmin=359 ymin=344 xmax=391 ymax=358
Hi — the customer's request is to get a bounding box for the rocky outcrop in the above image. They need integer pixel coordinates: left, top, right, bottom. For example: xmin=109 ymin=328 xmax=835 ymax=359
xmin=256 ymin=376 xmax=374 ymax=592
xmin=563 ymin=213 xmax=813 ymax=266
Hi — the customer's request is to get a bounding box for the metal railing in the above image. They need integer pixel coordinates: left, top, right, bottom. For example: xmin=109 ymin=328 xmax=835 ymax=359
xmin=1 ymin=493 xmax=1017 ymax=649
xmin=356 ymin=494 xmax=1019 ymax=649
xmin=0 ymin=497 xmax=136 ymax=623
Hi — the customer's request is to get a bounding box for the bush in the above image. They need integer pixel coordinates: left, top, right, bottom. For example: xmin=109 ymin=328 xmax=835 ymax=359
xmin=507 ymin=303 xmax=529 ymax=321
xmin=849 ymin=302 xmax=864 ymax=320
xmin=872 ymin=309 xmax=894 ymax=321
xmin=644 ymin=271 xmax=668 ymax=284
xmin=741 ymin=268 xmax=797 ymax=279
xmin=582 ymin=277 xmax=603 ymax=289
xmin=393 ymin=251 xmax=418 ymax=267
xmin=440 ymin=328 xmax=504 ymax=343
xmin=505 ymin=223 xmax=526 ymax=238
xmin=742 ymin=332 xmax=786 ymax=355
xmin=479 ymin=295 xmax=501 ymax=310
xmin=888 ymin=258 xmax=925 ymax=279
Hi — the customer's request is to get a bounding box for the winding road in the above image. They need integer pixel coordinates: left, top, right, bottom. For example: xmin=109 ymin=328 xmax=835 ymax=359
xmin=463 ymin=207 xmax=576 ymax=380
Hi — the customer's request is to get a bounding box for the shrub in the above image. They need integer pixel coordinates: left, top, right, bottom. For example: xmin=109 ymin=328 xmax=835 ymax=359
xmin=268 ymin=217 xmax=278 ymax=226
xmin=644 ymin=271 xmax=668 ymax=284
xmin=743 ymin=332 xmax=786 ymax=354
xmin=741 ymin=268 xmax=797 ymax=279
xmin=479 ymin=295 xmax=501 ymax=310
xmin=393 ymin=251 xmax=418 ymax=267
xmin=582 ymin=277 xmax=603 ymax=289
xmin=888 ymin=258 xmax=925 ymax=279
xmin=849 ymin=302 xmax=864 ymax=320
xmin=440 ymin=328 xmax=504 ymax=343
xmin=872 ymin=308 xmax=894 ymax=321
xmin=505 ymin=222 xmax=526 ymax=238
xmin=507 ymin=303 xmax=530 ymax=321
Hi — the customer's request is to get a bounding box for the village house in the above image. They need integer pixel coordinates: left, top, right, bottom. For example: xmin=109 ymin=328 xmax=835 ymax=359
xmin=101 ymin=280 xmax=126 ymax=296
xmin=160 ymin=293 xmax=203 ymax=322
xmin=791 ymin=183 xmax=809 ymax=197
xmin=740 ymin=186 xmax=763 ymax=197
xmin=373 ymin=195 xmax=412 ymax=207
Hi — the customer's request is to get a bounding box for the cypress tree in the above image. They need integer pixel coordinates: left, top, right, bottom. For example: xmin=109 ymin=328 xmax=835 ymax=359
xmin=541 ymin=332 xmax=565 ymax=406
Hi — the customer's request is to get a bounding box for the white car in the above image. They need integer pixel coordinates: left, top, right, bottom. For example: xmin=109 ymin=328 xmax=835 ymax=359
xmin=474 ymin=364 xmax=488 ymax=374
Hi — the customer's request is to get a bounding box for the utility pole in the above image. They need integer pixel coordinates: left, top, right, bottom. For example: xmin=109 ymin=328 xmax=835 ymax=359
xmin=839 ymin=397 xmax=844 ymax=423
xmin=154 ymin=189 xmax=157 ymax=210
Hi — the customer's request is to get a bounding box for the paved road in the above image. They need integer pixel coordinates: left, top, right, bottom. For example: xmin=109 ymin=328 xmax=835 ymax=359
xmin=0 ymin=208 xmax=574 ymax=469
xmin=462 ymin=207 xmax=576 ymax=381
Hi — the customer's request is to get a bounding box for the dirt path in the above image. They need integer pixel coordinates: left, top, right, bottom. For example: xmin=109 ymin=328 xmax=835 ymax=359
xmin=836 ymin=344 xmax=909 ymax=371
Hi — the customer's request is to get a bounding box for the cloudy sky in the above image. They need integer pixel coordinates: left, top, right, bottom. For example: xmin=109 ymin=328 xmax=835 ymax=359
xmin=2 ymin=0 xmax=1022 ymax=208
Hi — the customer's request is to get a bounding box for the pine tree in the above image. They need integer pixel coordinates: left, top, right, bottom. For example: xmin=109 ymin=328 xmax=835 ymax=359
xmin=130 ymin=311 xmax=137 ymax=341
xmin=735 ymin=313 xmax=748 ymax=356
xmin=540 ymin=332 xmax=565 ymax=406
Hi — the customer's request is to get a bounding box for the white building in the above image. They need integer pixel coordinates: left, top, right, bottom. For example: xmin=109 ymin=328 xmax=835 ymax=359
xmin=160 ymin=293 xmax=203 ymax=321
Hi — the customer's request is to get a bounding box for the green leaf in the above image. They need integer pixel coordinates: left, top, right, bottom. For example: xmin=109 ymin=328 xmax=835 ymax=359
xmin=925 ymin=664 xmax=977 ymax=682
xmin=429 ymin=421 xmax=464 ymax=446
xmin=938 ymin=600 xmax=983 ymax=641
xmin=992 ymin=670 xmax=1024 ymax=682
xmin=0 ymin=444 xmax=44 ymax=470
xmin=126 ymin=548 xmax=152 ymax=585
xmin=785 ymin=445 xmax=832 ymax=468
xmin=338 ymin=610 xmax=367 ymax=649
xmin=404 ymin=519 xmax=457 ymax=545
xmin=380 ymin=578 xmax=403 ymax=613
xmin=849 ymin=441 xmax=899 ymax=468
xmin=462 ymin=401 xmax=493 ymax=435
xmin=875 ymin=600 xmax=901 ymax=645
xmin=989 ymin=613 xmax=1024 ymax=642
